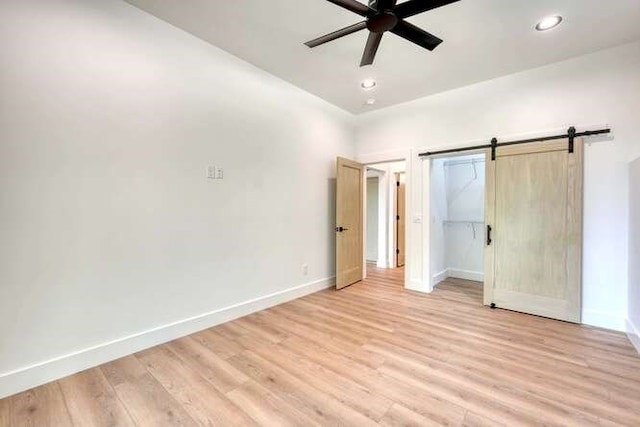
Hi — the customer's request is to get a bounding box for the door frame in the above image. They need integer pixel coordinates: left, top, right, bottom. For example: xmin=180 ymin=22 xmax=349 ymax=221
xmin=423 ymin=149 xmax=488 ymax=292
xmin=358 ymin=149 xmax=412 ymax=289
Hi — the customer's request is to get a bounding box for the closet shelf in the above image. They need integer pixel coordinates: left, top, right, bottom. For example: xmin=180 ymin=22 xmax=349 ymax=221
xmin=442 ymin=220 xmax=484 ymax=239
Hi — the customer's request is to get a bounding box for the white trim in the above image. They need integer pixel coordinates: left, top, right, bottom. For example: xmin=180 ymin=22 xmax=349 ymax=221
xmin=447 ymin=268 xmax=484 ymax=282
xmin=431 ymin=269 xmax=448 ymax=286
xmin=357 ymin=149 xmax=409 ymax=165
xmin=627 ymin=318 xmax=640 ymax=354
xmin=0 ymin=276 xmax=335 ymax=400
xmin=422 ymin=158 xmax=433 ymax=292
xmin=406 ymin=278 xmax=430 ymax=293
xmin=581 ymin=309 xmax=626 ymax=332
xmin=431 ymin=268 xmax=484 ymax=286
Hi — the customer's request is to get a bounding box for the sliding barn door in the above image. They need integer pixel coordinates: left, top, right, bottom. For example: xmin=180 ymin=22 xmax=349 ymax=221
xmin=336 ymin=157 xmax=364 ymax=289
xmin=484 ymin=138 xmax=583 ymax=322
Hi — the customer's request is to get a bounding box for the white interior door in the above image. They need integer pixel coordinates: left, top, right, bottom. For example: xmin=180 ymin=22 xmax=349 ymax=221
xmin=484 ymin=138 xmax=583 ymax=322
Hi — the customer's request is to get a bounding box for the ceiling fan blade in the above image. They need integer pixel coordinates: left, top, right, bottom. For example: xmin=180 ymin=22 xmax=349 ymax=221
xmin=326 ymin=0 xmax=370 ymax=17
xmin=394 ymin=0 xmax=460 ymax=19
xmin=305 ymin=21 xmax=367 ymax=48
xmin=391 ymin=20 xmax=443 ymax=51
xmin=360 ymin=32 xmax=384 ymax=66
xmin=368 ymin=0 xmax=397 ymax=11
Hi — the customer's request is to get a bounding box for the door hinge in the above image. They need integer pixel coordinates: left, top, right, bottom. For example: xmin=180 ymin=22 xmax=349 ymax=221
xmin=396 ymin=249 xmax=400 ymax=254
xmin=396 ymin=181 xmax=400 ymax=187
xmin=396 ymin=215 xmax=400 ymax=221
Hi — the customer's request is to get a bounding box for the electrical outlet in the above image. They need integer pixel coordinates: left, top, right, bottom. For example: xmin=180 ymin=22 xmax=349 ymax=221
xmin=302 ymin=264 xmax=308 ymax=275
xmin=207 ymin=165 xmax=216 ymax=179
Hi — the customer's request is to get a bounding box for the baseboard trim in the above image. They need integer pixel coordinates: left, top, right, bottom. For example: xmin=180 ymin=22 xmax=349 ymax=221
xmin=582 ymin=309 xmax=626 ymax=332
xmin=431 ymin=269 xmax=448 ymax=286
xmin=0 ymin=276 xmax=335 ymax=400
xmin=627 ymin=319 xmax=640 ymax=354
xmin=447 ymin=268 xmax=484 ymax=282
xmin=406 ymin=278 xmax=430 ymax=293
xmin=431 ymin=268 xmax=484 ymax=286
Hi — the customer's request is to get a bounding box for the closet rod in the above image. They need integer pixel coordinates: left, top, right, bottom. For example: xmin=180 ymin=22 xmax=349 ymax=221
xmin=419 ymin=127 xmax=611 ymax=159
xmin=443 ymin=158 xmax=485 ymax=167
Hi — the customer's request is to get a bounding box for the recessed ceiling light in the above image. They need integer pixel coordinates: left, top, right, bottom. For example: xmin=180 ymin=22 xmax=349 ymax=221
xmin=535 ymin=15 xmax=563 ymax=31
xmin=361 ymin=79 xmax=376 ymax=90
xmin=365 ymin=98 xmax=376 ymax=105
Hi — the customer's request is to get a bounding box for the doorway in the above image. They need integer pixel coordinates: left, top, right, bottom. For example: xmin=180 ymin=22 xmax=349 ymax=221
xmin=364 ymin=161 xmax=406 ymax=278
xmin=335 ymin=154 xmax=411 ymax=291
xmin=429 ymin=153 xmax=486 ymax=297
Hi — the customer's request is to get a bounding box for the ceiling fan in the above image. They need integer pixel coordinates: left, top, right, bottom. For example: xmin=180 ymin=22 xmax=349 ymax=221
xmin=305 ymin=0 xmax=460 ymax=66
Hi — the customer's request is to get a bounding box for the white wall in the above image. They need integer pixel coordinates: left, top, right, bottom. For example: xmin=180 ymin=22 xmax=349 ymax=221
xmin=356 ymin=41 xmax=640 ymax=331
xmin=628 ymin=157 xmax=640 ymax=352
xmin=366 ymin=177 xmax=379 ymax=261
xmin=0 ymin=0 xmax=354 ymax=398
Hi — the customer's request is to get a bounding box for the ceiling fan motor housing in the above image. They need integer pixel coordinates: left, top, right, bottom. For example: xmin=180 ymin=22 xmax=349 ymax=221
xmin=367 ymin=11 xmax=399 ymax=33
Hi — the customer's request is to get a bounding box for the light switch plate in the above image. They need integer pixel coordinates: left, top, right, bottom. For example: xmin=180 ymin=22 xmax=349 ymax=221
xmin=207 ymin=165 xmax=216 ymax=179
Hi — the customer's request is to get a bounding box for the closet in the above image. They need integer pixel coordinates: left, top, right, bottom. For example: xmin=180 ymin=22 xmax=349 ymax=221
xmin=431 ymin=154 xmax=485 ymax=285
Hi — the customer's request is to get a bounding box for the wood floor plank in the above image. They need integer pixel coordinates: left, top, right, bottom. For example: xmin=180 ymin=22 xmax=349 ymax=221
xmin=1 ymin=266 xmax=639 ymax=426
xmin=462 ymin=411 xmax=508 ymax=427
xmin=375 ymin=344 xmax=604 ymax=426
xmin=165 ymin=336 xmax=250 ymax=393
xmin=136 ymin=345 xmax=256 ymax=426
xmin=278 ymin=336 xmax=468 ymax=425
xmin=226 ymin=380 xmax=320 ymax=426
xmin=58 ymin=367 xmax=135 ymax=426
xmin=265 ymin=305 xmax=387 ymax=368
xmin=101 ymin=355 xmax=197 ymax=426
xmin=0 ymin=394 xmax=10 ymax=426
xmin=229 ymin=349 xmax=380 ymax=425
xmin=188 ymin=328 xmax=244 ymax=360
xmin=10 ymin=382 xmax=73 ymax=427
xmin=234 ymin=336 xmax=394 ymax=421
xmin=379 ymin=403 xmax=443 ymax=427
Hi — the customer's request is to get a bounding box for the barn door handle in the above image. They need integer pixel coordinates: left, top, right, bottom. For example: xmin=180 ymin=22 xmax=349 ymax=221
xmin=335 ymin=226 xmax=349 ymax=232
xmin=486 ymin=225 xmax=492 ymax=246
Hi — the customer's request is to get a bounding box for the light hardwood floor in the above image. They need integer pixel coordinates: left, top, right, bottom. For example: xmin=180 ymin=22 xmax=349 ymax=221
xmin=1 ymin=266 xmax=639 ymax=426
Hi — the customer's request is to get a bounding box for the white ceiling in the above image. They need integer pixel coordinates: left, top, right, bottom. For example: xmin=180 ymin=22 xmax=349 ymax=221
xmin=125 ymin=0 xmax=640 ymax=114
